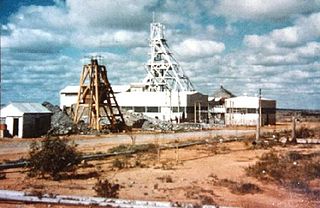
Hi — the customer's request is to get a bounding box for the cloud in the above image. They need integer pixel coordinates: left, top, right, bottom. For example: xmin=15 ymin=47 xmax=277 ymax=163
xmin=2 ymin=28 xmax=68 ymax=53
xmin=172 ymin=39 xmax=225 ymax=60
xmin=66 ymin=0 xmax=155 ymax=30
xmin=213 ymin=0 xmax=320 ymax=21
xmin=242 ymin=12 xmax=320 ymax=66
xmin=244 ymin=12 xmax=320 ymax=49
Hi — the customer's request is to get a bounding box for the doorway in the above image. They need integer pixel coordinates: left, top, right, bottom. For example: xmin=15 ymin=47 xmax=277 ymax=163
xmin=13 ymin=118 xmax=19 ymax=137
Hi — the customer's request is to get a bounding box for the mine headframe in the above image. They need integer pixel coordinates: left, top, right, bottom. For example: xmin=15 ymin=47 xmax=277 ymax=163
xmin=73 ymin=58 xmax=126 ymax=132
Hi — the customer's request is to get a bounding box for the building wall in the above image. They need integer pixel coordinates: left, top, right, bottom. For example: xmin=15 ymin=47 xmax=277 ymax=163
xmin=5 ymin=116 xmax=23 ymax=137
xmin=225 ymin=96 xmax=276 ymax=126
xmin=60 ymin=93 xmax=78 ymax=109
xmin=22 ymin=113 xmax=51 ymax=138
xmin=186 ymin=93 xmax=209 ymax=123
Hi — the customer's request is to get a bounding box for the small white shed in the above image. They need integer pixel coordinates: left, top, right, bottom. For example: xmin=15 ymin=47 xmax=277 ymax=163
xmin=0 ymin=103 xmax=52 ymax=138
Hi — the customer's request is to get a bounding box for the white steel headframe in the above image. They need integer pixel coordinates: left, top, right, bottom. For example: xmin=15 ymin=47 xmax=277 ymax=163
xmin=143 ymin=22 xmax=195 ymax=92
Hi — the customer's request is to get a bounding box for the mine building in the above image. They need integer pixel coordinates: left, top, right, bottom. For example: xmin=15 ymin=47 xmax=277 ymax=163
xmin=225 ymin=96 xmax=276 ymax=126
xmin=0 ymin=103 xmax=52 ymax=138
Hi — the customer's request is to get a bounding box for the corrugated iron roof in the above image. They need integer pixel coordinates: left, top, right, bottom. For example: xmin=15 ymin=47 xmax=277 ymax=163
xmin=10 ymin=103 xmax=52 ymax=114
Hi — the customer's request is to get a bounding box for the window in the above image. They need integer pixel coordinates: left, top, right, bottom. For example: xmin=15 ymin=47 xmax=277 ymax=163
xmin=247 ymin=108 xmax=256 ymax=114
xmin=134 ymin=106 xmax=145 ymax=113
xmin=147 ymin=106 xmax=159 ymax=113
xmin=227 ymin=108 xmax=257 ymax=114
xmin=122 ymin=106 xmax=133 ymax=111
xmin=172 ymin=107 xmax=185 ymax=113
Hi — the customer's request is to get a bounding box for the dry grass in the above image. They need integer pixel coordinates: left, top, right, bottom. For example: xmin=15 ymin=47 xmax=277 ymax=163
xmin=246 ymin=150 xmax=320 ymax=195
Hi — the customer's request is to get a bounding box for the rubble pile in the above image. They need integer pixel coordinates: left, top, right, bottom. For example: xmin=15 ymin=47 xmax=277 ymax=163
xmin=122 ymin=110 xmax=204 ymax=132
xmin=42 ymin=102 xmax=77 ymax=135
xmin=42 ymin=102 xmax=206 ymax=135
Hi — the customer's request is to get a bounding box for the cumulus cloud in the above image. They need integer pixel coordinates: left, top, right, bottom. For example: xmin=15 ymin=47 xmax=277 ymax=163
xmin=243 ymin=12 xmax=320 ymax=66
xmin=213 ymin=0 xmax=320 ymax=20
xmin=66 ymin=0 xmax=155 ymax=30
xmin=2 ymin=28 xmax=68 ymax=53
xmin=172 ymin=39 xmax=225 ymax=60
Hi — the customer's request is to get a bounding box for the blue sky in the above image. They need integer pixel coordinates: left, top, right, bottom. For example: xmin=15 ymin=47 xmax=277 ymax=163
xmin=1 ymin=0 xmax=320 ymax=109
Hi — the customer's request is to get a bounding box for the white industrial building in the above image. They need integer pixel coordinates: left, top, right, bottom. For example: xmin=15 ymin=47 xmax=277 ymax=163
xmin=60 ymin=21 xmax=208 ymax=123
xmin=225 ymin=96 xmax=276 ymax=126
xmin=60 ymin=85 xmax=208 ymax=123
xmin=0 ymin=103 xmax=52 ymax=138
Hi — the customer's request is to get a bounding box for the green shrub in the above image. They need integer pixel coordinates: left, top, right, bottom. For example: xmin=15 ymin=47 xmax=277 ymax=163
xmin=28 ymin=137 xmax=81 ymax=180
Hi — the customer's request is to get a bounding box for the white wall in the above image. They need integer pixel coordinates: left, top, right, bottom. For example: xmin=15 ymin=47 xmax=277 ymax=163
xmin=5 ymin=116 xmax=23 ymax=137
xmin=225 ymin=113 xmax=258 ymax=126
xmin=115 ymin=91 xmax=188 ymax=107
xmin=225 ymin=96 xmax=259 ymax=108
xmin=60 ymin=94 xmax=78 ymax=109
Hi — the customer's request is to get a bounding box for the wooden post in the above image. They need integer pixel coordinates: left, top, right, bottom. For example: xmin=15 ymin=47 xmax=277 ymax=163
xmin=291 ymin=116 xmax=296 ymax=141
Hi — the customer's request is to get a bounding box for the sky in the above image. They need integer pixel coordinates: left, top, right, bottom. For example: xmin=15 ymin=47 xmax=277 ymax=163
xmin=1 ymin=0 xmax=320 ymax=109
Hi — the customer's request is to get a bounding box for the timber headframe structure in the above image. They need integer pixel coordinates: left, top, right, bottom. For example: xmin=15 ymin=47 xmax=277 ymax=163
xmin=73 ymin=58 xmax=125 ymax=131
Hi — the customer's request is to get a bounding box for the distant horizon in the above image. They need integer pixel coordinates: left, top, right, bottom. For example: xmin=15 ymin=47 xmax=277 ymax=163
xmin=1 ymin=0 xmax=319 ymax=110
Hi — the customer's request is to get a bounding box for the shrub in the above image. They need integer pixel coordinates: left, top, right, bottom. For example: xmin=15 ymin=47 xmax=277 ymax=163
xmin=296 ymin=126 xmax=315 ymax=138
xmin=112 ymin=158 xmax=126 ymax=169
xmin=246 ymin=150 xmax=320 ymax=194
xmin=94 ymin=179 xmax=120 ymax=198
xmin=0 ymin=172 xmax=6 ymax=180
xmin=234 ymin=182 xmax=262 ymax=194
xmin=28 ymin=137 xmax=81 ymax=180
xmin=108 ymin=144 xmax=158 ymax=154
xmin=157 ymin=175 xmax=173 ymax=183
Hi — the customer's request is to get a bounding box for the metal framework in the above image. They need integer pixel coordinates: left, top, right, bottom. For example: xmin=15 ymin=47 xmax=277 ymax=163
xmin=143 ymin=22 xmax=195 ymax=92
xmin=73 ymin=59 xmax=125 ymax=131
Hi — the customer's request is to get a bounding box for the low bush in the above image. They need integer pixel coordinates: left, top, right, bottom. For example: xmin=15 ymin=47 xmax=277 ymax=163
xmin=28 ymin=137 xmax=81 ymax=180
xmin=112 ymin=158 xmax=126 ymax=169
xmin=93 ymin=179 xmax=120 ymax=198
xmin=108 ymin=144 xmax=158 ymax=154
xmin=246 ymin=150 xmax=320 ymax=193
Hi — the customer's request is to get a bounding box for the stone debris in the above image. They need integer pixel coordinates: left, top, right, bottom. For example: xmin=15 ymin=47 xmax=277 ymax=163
xmin=122 ymin=110 xmax=205 ymax=132
xmin=42 ymin=102 xmax=207 ymax=136
xmin=42 ymin=102 xmax=77 ymax=135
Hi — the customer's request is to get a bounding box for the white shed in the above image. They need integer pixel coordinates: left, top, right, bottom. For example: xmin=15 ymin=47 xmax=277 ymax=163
xmin=0 ymin=103 xmax=52 ymax=138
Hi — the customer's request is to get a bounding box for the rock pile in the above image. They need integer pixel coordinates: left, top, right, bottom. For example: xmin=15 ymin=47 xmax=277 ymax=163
xmin=122 ymin=110 xmax=204 ymax=132
xmin=42 ymin=102 xmax=77 ymax=135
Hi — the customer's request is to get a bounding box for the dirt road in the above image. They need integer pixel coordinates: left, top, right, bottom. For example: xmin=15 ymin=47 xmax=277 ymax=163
xmin=0 ymin=129 xmax=255 ymax=159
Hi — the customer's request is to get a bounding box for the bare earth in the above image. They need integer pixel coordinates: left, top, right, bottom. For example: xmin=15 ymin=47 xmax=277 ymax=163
xmin=0 ymin=122 xmax=319 ymax=208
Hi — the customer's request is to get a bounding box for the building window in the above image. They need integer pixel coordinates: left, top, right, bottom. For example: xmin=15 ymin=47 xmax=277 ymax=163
xmin=146 ymin=106 xmax=159 ymax=112
xmin=134 ymin=106 xmax=145 ymax=113
xmin=227 ymin=108 xmax=257 ymax=114
xmin=247 ymin=108 xmax=256 ymax=114
xmin=172 ymin=107 xmax=185 ymax=113
xmin=122 ymin=106 xmax=133 ymax=111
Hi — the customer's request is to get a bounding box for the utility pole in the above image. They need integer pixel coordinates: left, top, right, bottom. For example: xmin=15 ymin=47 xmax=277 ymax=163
xmin=256 ymin=89 xmax=261 ymax=141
